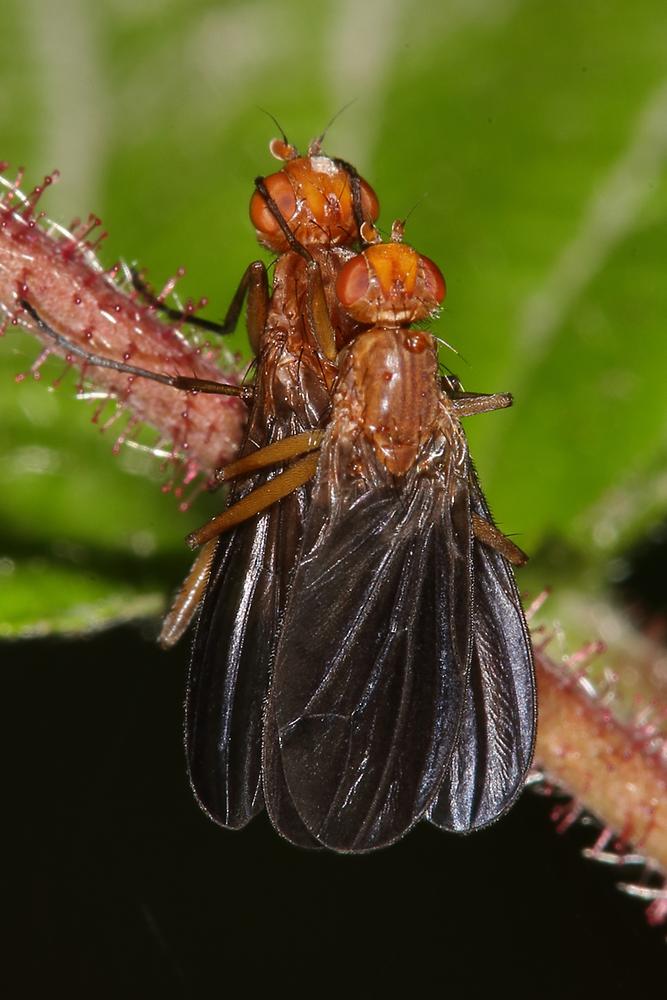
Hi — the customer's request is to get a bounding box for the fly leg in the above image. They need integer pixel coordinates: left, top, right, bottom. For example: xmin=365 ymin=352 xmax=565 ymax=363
xmin=188 ymin=430 xmax=323 ymax=547
xmin=305 ymin=261 xmax=338 ymax=361
xmin=443 ymin=377 xmax=524 ymax=560
xmin=471 ymin=514 xmax=528 ymax=566
xmin=159 ymin=538 xmax=219 ymax=649
xmin=254 ymin=177 xmax=313 ymax=263
xmin=444 ymin=379 xmax=525 ymax=563
xmin=132 ymin=261 xmax=269 ymax=355
xmin=217 ymin=430 xmax=323 ymax=482
xmin=332 ymin=158 xmax=367 ymax=237
xmin=450 ymin=390 xmax=513 ymax=417
xmin=188 ymin=452 xmax=319 ymax=548
xmin=188 ymin=430 xmax=324 ymax=549
xmin=19 ymin=300 xmax=254 ymax=402
xmin=440 ymin=375 xmax=512 ymax=416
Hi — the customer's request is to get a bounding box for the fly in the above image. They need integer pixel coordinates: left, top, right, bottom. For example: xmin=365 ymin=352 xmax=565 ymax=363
xmin=209 ymin=220 xmax=536 ymax=851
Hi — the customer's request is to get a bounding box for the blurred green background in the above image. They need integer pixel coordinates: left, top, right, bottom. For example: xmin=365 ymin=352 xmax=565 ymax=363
xmin=1 ymin=0 xmax=667 ymax=634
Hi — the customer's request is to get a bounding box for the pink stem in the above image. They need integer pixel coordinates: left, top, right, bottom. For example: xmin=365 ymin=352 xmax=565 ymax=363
xmin=0 ymin=168 xmax=247 ymax=477
xmin=534 ymin=641 xmax=667 ymax=904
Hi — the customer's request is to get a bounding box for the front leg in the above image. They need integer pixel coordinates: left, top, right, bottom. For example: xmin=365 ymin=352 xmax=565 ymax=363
xmin=305 ymin=260 xmax=338 ymax=361
xmin=131 ymin=260 xmax=269 ymax=354
xmin=20 ymin=300 xmax=253 ymax=402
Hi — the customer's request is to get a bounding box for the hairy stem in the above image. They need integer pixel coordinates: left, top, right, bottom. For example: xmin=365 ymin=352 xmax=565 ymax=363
xmin=0 ymin=168 xmax=247 ymax=479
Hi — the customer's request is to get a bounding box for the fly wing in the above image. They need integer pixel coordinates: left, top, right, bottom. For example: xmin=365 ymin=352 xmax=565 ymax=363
xmin=186 ymin=477 xmax=306 ymax=830
xmin=186 ymin=334 xmax=333 ymax=833
xmin=428 ymin=466 xmax=536 ymax=832
xmin=262 ymin=701 xmax=322 ymax=849
xmin=265 ymin=435 xmax=473 ymax=852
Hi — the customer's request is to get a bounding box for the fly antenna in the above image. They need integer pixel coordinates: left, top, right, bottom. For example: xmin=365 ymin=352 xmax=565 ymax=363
xmin=311 ymin=99 xmax=358 ymax=154
xmin=399 ymin=194 xmax=428 ymax=232
xmin=257 ymin=107 xmax=290 ymax=148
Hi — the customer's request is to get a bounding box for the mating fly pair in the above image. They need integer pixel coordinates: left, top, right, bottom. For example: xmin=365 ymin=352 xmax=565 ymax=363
xmin=20 ymin=138 xmax=535 ymax=853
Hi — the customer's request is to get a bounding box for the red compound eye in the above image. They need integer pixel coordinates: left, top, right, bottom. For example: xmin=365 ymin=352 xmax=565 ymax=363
xmin=250 ymin=172 xmax=297 ymax=236
xmin=336 ymin=255 xmax=370 ymax=309
xmin=359 ymin=180 xmax=380 ymax=225
xmin=420 ymin=255 xmax=446 ymax=304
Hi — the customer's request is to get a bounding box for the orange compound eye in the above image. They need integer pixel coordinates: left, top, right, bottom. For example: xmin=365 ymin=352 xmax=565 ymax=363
xmin=336 ymin=255 xmax=370 ymax=309
xmin=359 ymin=180 xmax=379 ymax=225
xmin=420 ymin=255 xmax=446 ymax=304
xmin=249 ymin=172 xmax=297 ymax=237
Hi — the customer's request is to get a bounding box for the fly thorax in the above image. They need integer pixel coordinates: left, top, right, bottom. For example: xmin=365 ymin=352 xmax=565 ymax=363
xmin=348 ymin=327 xmax=440 ymax=477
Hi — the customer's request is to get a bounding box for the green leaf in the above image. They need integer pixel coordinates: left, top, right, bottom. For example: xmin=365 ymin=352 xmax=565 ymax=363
xmin=0 ymin=557 xmax=164 ymax=639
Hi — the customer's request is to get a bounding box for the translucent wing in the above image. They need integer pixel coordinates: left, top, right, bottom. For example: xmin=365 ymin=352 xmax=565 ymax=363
xmin=265 ymin=436 xmax=473 ymax=852
xmin=428 ymin=467 xmax=536 ymax=832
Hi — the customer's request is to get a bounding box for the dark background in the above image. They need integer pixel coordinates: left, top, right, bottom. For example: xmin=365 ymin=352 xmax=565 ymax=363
xmin=7 ymin=624 xmax=666 ymax=998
